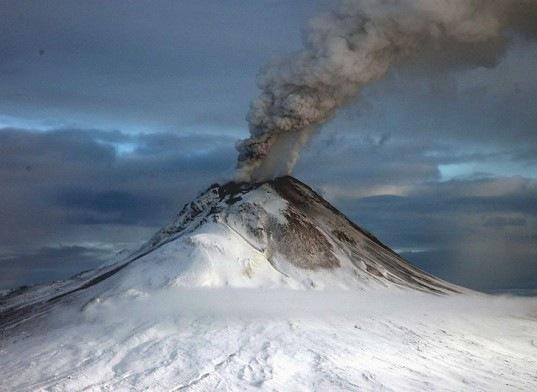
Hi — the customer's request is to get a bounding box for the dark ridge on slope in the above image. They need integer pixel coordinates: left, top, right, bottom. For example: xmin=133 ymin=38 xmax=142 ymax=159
xmin=267 ymin=176 xmax=460 ymax=294
xmin=270 ymin=176 xmax=396 ymax=255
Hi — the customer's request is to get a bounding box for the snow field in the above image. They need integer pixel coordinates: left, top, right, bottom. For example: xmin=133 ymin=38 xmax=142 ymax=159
xmin=1 ymin=289 xmax=536 ymax=391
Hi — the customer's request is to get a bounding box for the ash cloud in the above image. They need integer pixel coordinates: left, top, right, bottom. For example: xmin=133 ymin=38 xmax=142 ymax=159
xmin=236 ymin=0 xmax=537 ymax=182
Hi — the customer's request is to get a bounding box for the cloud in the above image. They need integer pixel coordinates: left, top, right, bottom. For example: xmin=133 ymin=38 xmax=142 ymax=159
xmin=323 ymin=177 xmax=537 ymax=290
xmin=0 ymin=245 xmax=110 ymax=290
xmin=483 ymin=216 xmax=527 ymax=228
xmin=0 ymin=1 xmax=329 ymax=132
xmin=55 ymin=189 xmax=163 ymax=225
xmin=0 ymin=127 xmax=236 ymax=256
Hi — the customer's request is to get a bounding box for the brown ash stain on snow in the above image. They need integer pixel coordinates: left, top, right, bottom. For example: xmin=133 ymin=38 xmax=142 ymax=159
xmin=270 ymin=209 xmax=340 ymax=270
xmin=269 ymin=176 xmax=461 ymax=293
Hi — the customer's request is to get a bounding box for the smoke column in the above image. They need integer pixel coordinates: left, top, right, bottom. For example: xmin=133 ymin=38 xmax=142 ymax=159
xmin=236 ymin=0 xmax=537 ymax=182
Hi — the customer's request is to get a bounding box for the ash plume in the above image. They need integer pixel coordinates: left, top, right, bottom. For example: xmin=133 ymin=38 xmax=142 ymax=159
xmin=236 ymin=0 xmax=537 ymax=182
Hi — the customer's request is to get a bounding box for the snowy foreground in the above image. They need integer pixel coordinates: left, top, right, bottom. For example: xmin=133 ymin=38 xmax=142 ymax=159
xmin=1 ymin=289 xmax=537 ymax=391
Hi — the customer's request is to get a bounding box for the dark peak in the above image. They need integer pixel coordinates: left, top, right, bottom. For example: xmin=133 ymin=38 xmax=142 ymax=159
xmin=269 ymin=175 xmax=305 ymax=188
xmin=215 ymin=175 xmax=302 ymax=200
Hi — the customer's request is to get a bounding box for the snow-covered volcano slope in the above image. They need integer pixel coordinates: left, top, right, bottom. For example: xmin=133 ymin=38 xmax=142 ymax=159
xmin=1 ymin=176 xmax=536 ymax=391
xmin=91 ymin=175 xmax=460 ymax=295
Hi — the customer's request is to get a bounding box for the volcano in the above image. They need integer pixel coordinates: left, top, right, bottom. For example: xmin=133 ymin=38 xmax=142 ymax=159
xmin=1 ymin=176 xmax=536 ymax=391
xmin=1 ymin=176 xmax=459 ymax=324
xmin=136 ymin=175 xmax=460 ymax=293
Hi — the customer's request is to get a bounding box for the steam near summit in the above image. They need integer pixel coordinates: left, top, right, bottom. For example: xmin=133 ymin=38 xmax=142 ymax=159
xmin=236 ymin=0 xmax=537 ymax=182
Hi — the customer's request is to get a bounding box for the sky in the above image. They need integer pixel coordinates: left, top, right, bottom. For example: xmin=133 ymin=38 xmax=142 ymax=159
xmin=1 ymin=0 xmax=536 ymax=291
